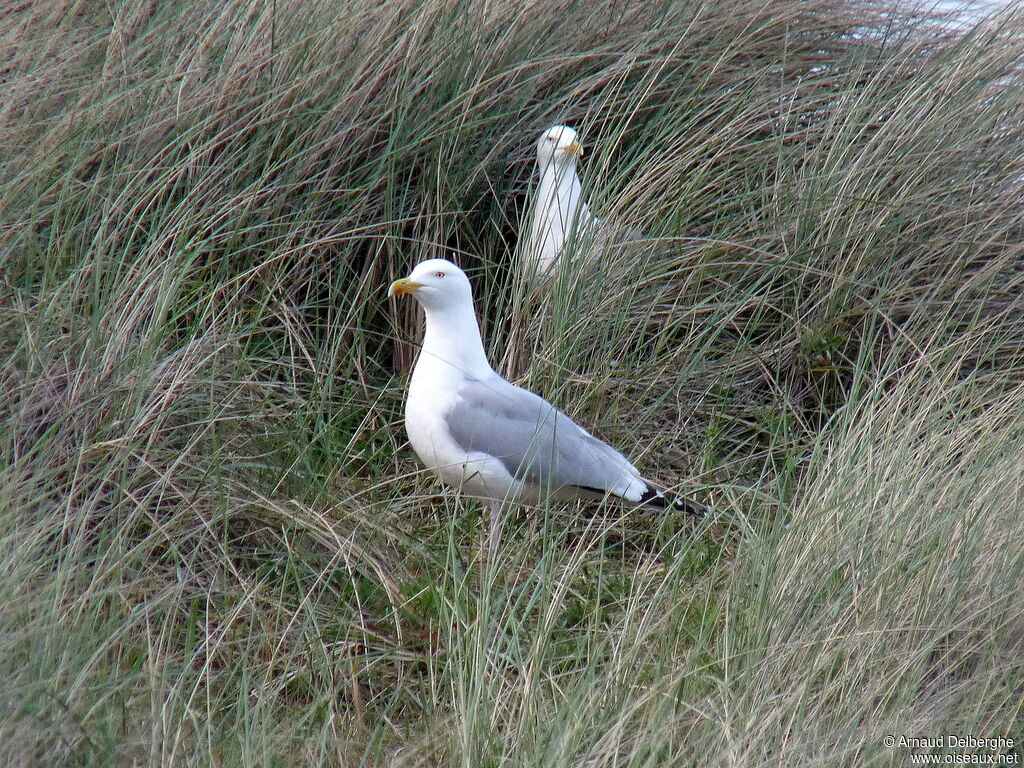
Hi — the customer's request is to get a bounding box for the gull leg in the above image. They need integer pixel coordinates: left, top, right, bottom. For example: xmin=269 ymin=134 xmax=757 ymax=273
xmin=487 ymin=501 xmax=503 ymax=554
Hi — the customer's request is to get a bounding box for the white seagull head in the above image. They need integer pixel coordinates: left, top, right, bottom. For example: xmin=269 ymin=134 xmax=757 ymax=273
xmin=536 ymin=125 xmax=583 ymax=170
xmin=388 ymin=258 xmax=474 ymax=312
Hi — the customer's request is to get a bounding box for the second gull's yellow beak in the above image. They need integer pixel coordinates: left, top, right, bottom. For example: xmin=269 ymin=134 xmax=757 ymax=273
xmin=565 ymin=140 xmax=583 ymax=157
xmin=388 ymin=277 xmax=423 ymax=297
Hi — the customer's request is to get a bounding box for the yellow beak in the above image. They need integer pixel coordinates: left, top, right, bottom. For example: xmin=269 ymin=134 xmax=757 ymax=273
xmin=388 ymin=277 xmax=423 ymax=297
xmin=565 ymin=140 xmax=583 ymax=157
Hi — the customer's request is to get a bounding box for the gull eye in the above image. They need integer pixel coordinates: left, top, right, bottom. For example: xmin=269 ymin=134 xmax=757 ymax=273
xmin=434 ymin=271 xmax=445 ymax=278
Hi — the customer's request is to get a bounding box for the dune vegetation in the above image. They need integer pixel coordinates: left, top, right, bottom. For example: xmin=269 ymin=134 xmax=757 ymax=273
xmin=2 ymin=0 xmax=1023 ymax=765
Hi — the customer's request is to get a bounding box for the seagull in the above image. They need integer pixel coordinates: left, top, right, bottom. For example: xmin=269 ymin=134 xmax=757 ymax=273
xmin=524 ymin=125 xmax=643 ymax=278
xmin=388 ymin=257 xmax=706 ymax=550
xmin=524 ymin=125 xmax=599 ymax=276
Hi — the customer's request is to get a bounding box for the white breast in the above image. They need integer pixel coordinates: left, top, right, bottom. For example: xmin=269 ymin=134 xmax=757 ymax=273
xmin=404 ymin=359 xmax=523 ymax=504
xmin=527 ymin=162 xmax=598 ymax=275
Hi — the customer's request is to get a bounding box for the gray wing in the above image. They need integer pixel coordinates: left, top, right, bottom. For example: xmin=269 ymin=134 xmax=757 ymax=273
xmin=444 ymin=376 xmax=641 ymax=497
xmin=585 ymin=218 xmax=646 ymax=264
xmin=596 ymin=219 xmax=646 ymax=248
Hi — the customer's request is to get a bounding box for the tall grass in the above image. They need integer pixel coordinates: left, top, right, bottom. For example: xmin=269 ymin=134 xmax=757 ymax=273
xmin=2 ymin=0 xmax=1023 ymax=765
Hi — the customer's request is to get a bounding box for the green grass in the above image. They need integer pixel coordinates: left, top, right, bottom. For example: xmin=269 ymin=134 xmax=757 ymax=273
xmin=2 ymin=0 xmax=1024 ymax=765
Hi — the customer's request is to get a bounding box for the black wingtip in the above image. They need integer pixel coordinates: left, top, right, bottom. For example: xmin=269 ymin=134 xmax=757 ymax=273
xmin=638 ymin=488 xmax=709 ymax=518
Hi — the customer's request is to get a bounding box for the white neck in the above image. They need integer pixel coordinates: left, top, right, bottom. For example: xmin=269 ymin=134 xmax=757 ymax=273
xmin=538 ymin=159 xmax=583 ymax=221
xmin=414 ymin=300 xmax=494 ymax=386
